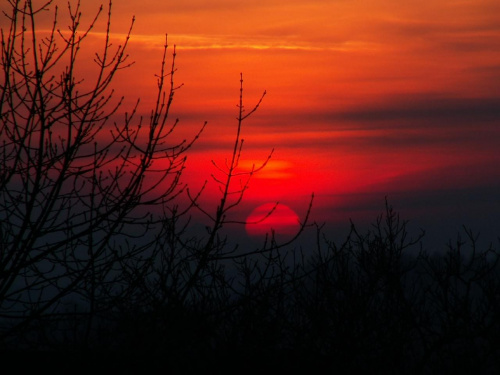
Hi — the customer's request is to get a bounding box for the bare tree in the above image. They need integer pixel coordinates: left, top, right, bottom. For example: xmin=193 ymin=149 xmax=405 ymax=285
xmin=107 ymin=72 xmax=314 ymax=356
xmin=0 ymin=1 xmax=313 ymax=353
xmin=0 ymin=0 xmax=204 ymax=346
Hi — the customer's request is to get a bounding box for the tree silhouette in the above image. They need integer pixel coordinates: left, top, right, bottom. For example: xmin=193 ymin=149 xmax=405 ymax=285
xmin=0 ymin=0 xmax=310 ymax=353
xmin=0 ymin=0 xmax=205 ymax=346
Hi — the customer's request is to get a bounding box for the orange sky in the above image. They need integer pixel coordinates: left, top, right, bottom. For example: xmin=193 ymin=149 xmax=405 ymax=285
xmin=5 ymin=0 xmax=500 ymax=244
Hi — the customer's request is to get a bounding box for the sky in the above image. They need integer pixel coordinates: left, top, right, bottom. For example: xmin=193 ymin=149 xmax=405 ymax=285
xmin=6 ymin=0 xmax=500 ymax=250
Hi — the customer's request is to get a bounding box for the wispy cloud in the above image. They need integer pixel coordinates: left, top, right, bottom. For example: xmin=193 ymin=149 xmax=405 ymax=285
xmin=78 ymin=30 xmax=380 ymax=52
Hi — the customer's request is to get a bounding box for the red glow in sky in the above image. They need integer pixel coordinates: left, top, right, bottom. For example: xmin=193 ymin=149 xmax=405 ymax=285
xmin=6 ymin=0 xmax=499 ymax=242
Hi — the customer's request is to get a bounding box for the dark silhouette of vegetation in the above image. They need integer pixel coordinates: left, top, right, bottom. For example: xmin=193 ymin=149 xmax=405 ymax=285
xmin=0 ymin=0 xmax=206 ymax=345
xmin=1 ymin=2 xmax=500 ymax=374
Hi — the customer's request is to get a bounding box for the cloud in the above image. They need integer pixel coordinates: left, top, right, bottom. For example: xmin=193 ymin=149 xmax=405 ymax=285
xmin=330 ymin=95 xmax=500 ymax=124
xmin=244 ymin=93 xmax=500 ymax=134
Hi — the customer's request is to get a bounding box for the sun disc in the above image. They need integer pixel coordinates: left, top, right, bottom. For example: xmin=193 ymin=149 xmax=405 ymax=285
xmin=245 ymin=203 xmax=300 ymax=241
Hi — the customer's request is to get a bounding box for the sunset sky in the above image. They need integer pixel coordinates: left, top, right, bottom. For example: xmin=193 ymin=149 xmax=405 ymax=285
xmin=6 ymin=0 xmax=500 ymax=248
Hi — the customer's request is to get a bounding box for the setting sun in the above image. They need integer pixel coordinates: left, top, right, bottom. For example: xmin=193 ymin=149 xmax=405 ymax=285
xmin=245 ymin=202 xmax=300 ymax=241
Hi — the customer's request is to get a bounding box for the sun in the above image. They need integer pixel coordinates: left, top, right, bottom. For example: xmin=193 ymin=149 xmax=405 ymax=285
xmin=245 ymin=202 xmax=300 ymax=241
